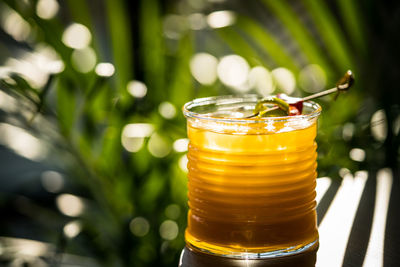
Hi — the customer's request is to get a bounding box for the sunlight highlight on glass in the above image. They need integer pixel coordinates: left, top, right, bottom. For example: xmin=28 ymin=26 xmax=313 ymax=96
xmin=190 ymin=53 xmax=218 ymax=85
xmin=56 ymin=194 xmax=85 ymax=217
xmin=207 ymin=11 xmax=236 ymax=28
xmin=36 ymin=0 xmax=59 ymax=20
xmin=62 ymin=23 xmax=92 ymax=49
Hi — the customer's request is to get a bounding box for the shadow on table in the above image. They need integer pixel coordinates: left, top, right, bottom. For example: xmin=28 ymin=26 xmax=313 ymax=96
xmin=179 ymin=245 xmax=318 ymax=267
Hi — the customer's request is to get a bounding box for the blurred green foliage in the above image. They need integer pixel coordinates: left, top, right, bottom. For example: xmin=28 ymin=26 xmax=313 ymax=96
xmin=0 ymin=0 xmax=398 ymax=266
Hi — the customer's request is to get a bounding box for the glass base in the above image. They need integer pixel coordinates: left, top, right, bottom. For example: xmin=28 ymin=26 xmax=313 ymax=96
xmin=186 ymin=237 xmax=319 ymax=259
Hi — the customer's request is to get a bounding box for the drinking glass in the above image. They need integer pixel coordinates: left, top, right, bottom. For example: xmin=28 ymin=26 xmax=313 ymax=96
xmin=183 ymin=95 xmax=321 ymax=258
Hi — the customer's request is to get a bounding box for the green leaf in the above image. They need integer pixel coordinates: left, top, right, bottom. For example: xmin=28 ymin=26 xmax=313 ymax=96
xmin=236 ymin=15 xmax=300 ymax=73
xmin=105 ymin=0 xmax=133 ymax=106
xmin=168 ymin=33 xmax=194 ymax=107
xmin=302 ymin=0 xmax=354 ymax=71
xmin=262 ymin=0 xmax=334 ymax=76
xmin=216 ymin=27 xmax=267 ymax=67
xmin=139 ymin=0 xmax=165 ymax=101
xmin=337 ymin=0 xmax=367 ymax=56
xmin=56 ymin=77 xmax=77 ymax=137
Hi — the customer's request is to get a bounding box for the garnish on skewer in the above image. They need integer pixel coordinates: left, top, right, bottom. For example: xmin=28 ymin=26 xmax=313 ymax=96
xmin=246 ymin=70 xmax=354 ymax=118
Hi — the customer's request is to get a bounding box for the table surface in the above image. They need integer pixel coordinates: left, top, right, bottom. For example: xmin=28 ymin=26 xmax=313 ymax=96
xmin=179 ymin=169 xmax=400 ymax=267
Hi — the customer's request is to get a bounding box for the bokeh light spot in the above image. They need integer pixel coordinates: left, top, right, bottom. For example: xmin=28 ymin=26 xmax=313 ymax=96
xmin=71 ymin=47 xmax=97 ymax=73
xmin=371 ymin=109 xmax=387 ymax=142
xmin=127 ymin=80 xmax=148 ymax=98
xmin=271 ymin=67 xmax=296 ymax=95
xmin=163 ymin=15 xmax=188 ymax=39
xmin=173 ymin=138 xmax=189 ymax=152
xmin=63 ymin=220 xmax=82 ymax=238
xmin=217 ymin=55 xmax=249 ymax=89
xmin=248 ymin=66 xmax=275 ymax=96
xmin=342 ymin=122 xmax=355 ymax=141
xmin=36 ymin=0 xmax=59 ymax=20
xmin=350 ymin=148 xmax=366 ymax=162
xmin=40 ymin=170 xmax=64 ymax=193
xmin=165 ymin=204 xmax=181 ymax=220
xmin=148 ymin=133 xmax=171 ymax=158
xmin=179 ymin=154 xmax=188 ymax=173
xmin=122 ymin=123 xmax=154 ymax=138
xmin=56 ymin=194 xmax=85 ymax=217
xmin=207 ymin=11 xmax=236 ymax=28
xmin=121 ymin=123 xmax=154 ymax=153
xmin=121 ymin=137 xmax=144 ymax=153
xmin=159 ymin=102 xmax=176 ymax=119
xmin=159 ymin=220 xmax=179 ymax=240
xmin=190 ymin=53 xmax=218 ymax=85
xmin=95 ymin=62 xmax=115 ymax=77
xmin=62 ymin=23 xmax=92 ymax=49
xmin=130 ymin=217 xmax=150 ymax=237
xmin=188 ymin=13 xmax=207 ymax=30
xmin=298 ymin=64 xmax=326 ymax=93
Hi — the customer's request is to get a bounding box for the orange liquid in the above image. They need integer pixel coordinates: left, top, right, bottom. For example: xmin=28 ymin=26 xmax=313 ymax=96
xmin=185 ymin=120 xmax=318 ymax=255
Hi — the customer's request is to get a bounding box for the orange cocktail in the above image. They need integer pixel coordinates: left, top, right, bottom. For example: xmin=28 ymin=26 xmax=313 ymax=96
xmin=183 ymin=95 xmax=321 ymax=258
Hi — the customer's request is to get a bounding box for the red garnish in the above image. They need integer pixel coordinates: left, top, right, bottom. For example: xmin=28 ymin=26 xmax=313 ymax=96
xmin=277 ymin=94 xmax=303 ymax=116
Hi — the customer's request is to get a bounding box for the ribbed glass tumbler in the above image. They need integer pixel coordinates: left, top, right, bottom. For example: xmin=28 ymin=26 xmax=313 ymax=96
xmin=183 ymin=95 xmax=321 ymax=258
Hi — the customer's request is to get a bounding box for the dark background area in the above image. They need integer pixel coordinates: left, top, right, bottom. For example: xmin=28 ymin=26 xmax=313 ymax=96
xmin=0 ymin=0 xmax=399 ymax=266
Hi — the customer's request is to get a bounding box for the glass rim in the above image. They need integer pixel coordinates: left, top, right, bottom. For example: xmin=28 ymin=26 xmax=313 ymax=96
xmin=183 ymin=94 xmax=322 ymax=123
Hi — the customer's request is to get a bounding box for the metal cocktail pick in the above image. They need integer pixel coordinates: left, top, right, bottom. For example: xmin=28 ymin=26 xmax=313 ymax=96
xmin=246 ymin=70 xmax=354 ymax=118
